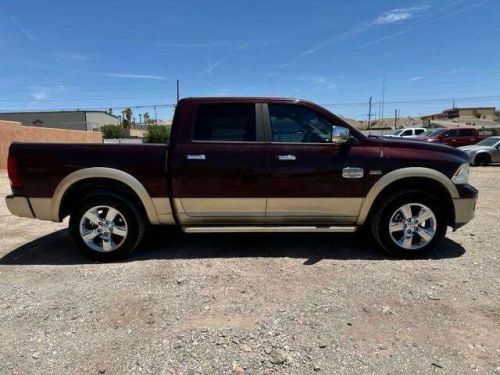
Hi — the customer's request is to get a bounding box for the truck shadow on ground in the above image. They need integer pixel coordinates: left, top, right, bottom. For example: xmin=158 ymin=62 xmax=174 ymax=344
xmin=0 ymin=226 xmax=465 ymax=266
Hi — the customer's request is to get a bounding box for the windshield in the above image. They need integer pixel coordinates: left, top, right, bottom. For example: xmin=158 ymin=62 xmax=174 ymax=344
xmin=426 ymin=129 xmax=445 ymax=137
xmin=392 ymin=130 xmax=403 ymax=135
xmin=477 ymin=138 xmax=500 ymax=146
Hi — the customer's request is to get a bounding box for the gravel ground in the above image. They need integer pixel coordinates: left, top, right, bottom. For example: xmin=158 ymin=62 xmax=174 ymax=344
xmin=0 ymin=168 xmax=499 ymax=374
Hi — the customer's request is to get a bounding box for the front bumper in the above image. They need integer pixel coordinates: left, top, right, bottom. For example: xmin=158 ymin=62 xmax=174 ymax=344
xmin=5 ymin=195 xmax=35 ymax=219
xmin=453 ymin=184 xmax=478 ymax=230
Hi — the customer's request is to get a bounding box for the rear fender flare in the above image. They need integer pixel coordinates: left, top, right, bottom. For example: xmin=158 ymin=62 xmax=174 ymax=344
xmin=51 ymin=167 xmax=160 ymax=224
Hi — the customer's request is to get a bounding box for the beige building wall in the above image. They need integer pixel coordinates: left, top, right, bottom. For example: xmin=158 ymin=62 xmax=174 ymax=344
xmin=0 ymin=120 xmax=102 ymax=169
xmin=459 ymin=108 xmax=495 ymax=120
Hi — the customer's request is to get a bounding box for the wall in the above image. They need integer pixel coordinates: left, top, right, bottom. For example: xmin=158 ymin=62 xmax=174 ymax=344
xmin=0 ymin=111 xmax=87 ymax=130
xmin=0 ymin=120 xmax=102 ymax=168
xmin=85 ymin=111 xmax=120 ymax=130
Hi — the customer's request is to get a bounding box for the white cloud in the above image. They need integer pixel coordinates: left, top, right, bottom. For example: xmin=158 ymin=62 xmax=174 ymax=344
xmin=53 ymin=52 xmax=91 ymax=61
xmin=95 ymin=73 xmax=167 ymax=80
xmin=373 ymin=7 xmax=429 ymax=25
xmin=31 ymin=89 xmax=48 ymax=102
xmin=9 ymin=14 xmax=36 ymax=41
xmin=408 ymin=76 xmax=423 ymax=81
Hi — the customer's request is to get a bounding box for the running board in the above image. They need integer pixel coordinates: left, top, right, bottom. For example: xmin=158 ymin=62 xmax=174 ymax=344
xmin=182 ymin=226 xmax=358 ymax=233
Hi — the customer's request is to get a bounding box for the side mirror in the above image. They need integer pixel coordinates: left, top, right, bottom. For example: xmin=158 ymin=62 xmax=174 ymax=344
xmin=330 ymin=126 xmax=350 ymax=144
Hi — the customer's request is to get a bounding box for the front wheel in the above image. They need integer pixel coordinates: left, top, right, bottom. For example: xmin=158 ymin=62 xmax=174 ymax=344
xmin=473 ymin=154 xmax=490 ymax=166
xmin=371 ymin=191 xmax=448 ymax=258
xmin=69 ymin=194 xmax=145 ymax=261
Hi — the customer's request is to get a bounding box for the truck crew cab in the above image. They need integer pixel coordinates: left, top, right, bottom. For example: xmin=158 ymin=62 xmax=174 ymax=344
xmin=6 ymin=97 xmax=477 ymax=260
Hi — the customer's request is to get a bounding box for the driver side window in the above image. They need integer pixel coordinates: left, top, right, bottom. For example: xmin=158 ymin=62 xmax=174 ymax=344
xmin=268 ymin=103 xmax=340 ymax=143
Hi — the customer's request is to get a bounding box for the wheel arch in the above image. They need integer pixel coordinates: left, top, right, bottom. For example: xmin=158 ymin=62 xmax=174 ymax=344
xmin=52 ymin=167 xmax=160 ymax=224
xmin=472 ymin=151 xmax=491 ymax=164
xmin=357 ymin=167 xmax=458 ymax=226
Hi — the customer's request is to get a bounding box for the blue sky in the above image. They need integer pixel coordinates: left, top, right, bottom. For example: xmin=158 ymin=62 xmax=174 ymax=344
xmin=1 ymin=0 xmax=499 ymax=120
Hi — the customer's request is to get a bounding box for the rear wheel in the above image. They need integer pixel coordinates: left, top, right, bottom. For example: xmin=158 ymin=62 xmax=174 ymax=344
xmin=474 ymin=153 xmax=490 ymax=166
xmin=371 ymin=191 xmax=447 ymax=258
xmin=69 ymin=194 xmax=145 ymax=261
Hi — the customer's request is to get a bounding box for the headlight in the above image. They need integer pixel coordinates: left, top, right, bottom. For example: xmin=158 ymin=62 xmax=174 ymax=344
xmin=452 ymin=163 xmax=470 ymax=185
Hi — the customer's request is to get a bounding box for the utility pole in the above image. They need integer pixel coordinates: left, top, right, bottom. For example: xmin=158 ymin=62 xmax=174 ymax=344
xmin=381 ymin=76 xmax=386 ymax=124
xmin=139 ymin=113 xmax=142 ymax=125
xmin=176 ymin=79 xmax=180 ymax=103
xmin=394 ymin=109 xmax=398 ymax=128
xmin=367 ymin=96 xmax=373 ymax=130
xmin=154 ymin=105 xmax=158 ymax=124
xmin=378 ymin=101 xmax=381 ymax=123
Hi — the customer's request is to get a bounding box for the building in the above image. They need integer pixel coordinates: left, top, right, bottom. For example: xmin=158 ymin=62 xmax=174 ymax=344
xmin=0 ymin=110 xmax=120 ymax=131
xmin=421 ymin=107 xmax=496 ymax=121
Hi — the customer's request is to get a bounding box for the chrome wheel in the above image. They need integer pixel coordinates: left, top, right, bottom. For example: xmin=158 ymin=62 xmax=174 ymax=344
xmin=79 ymin=205 xmax=128 ymax=252
xmin=389 ymin=203 xmax=437 ymax=250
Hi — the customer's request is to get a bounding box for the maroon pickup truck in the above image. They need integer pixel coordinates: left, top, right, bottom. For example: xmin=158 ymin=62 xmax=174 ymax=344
xmin=6 ymin=97 xmax=477 ymax=260
xmin=419 ymin=128 xmax=487 ymax=147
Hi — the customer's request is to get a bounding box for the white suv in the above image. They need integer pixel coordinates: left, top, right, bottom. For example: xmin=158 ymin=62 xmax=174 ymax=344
xmin=384 ymin=127 xmax=427 ymax=138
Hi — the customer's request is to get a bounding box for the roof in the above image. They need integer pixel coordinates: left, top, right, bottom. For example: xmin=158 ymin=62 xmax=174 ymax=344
xmin=442 ymin=107 xmax=496 ymax=112
xmin=181 ymin=96 xmax=299 ymax=103
xmin=0 ymin=110 xmax=119 ymax=118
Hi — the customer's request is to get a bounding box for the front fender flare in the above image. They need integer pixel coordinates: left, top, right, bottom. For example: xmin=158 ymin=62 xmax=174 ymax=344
xmin=356 ymin=167 xmax=459 ymax=225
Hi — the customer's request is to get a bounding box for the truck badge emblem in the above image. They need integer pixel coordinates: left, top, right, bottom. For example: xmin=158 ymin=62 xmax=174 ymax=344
xmin=342 ymin=167 xmax=364 ymax=179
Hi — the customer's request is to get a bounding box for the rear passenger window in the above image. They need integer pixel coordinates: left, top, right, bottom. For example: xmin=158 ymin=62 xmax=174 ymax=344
xmin=415 ymin=129 xmax=425 ymax=135
xmin=192 ymin=103 xmax=256 ymax=142
xmin=459 ymin=129 xmax=473 ymax=137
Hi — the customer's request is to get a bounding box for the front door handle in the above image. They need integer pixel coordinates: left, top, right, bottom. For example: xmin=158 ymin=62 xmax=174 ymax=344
xmin=276 ymin=154 xmax=296 ymax=161
xmin=186 ymin=154 xmax=206 ymax=160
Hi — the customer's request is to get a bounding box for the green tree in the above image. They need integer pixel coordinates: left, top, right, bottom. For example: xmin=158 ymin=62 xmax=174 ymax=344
xmin=101 ymin=124 xmax=123 ymax=139
xmin=144 ymin=125 xmax=170 ymax=144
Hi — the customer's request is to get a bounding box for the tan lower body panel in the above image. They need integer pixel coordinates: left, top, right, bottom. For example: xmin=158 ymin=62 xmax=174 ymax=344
xmin=151 ymin=198 xmax=175 ymax=224
xmin=266 ymin=198 xmax=363 ymax=217
xmin=453 ymin=197 xmax=476 ymax=225
xmin=174 ymin=197 xmax=361 ymax=225
xmin=29 ymin=198 xmax=53 ymax=221
xmin=176 ymin=198 xmax=267 ymax=217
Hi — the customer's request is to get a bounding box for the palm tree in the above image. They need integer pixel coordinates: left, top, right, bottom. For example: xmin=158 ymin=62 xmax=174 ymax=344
xmin=121 ymin=108 xmax=133 ymax=129
xmin=143 ymin=112 xmax=151 ymax=125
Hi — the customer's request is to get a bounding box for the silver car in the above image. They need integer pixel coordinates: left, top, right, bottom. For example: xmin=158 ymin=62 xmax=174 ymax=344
xmin=458 ymin=136 xmax=500 ymax=166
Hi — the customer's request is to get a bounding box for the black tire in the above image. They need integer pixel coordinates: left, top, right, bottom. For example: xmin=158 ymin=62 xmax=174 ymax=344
xmin=69 ymin=194 xmax=145 ymax=261
xmin=474 ymin=153 xmax=490 ymax=166
xmin=370 ymin=190 xmax=448 ymax=258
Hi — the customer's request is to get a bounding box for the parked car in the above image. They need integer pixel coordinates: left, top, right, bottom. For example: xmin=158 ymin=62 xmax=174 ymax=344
xmin=458 ymin=136 xmax=500 ymax=166
xmin=384 ymin=127 xmax=427 ymax=138
xmin=6 ymin=97 xmax=477 ymax=260
xmin=418 ymin=127 xmax=487 ymax=147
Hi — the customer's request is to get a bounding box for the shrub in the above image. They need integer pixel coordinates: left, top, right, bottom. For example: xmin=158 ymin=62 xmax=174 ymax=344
xmin=101 ymin=124 xmax=123 ymax=139
xmin=144 ymin=125 xmax=170 ymax=144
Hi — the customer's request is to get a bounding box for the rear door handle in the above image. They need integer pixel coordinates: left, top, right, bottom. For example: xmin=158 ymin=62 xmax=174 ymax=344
xmin=276 ymin=154 xmax=296 ymax=161
xmin=186 ymin=154 xmax=206 ymax=160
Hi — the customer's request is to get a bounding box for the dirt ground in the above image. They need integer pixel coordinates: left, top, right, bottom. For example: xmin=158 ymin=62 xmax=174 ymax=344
xmin=0 ymin=168 xmax=499 ymax=374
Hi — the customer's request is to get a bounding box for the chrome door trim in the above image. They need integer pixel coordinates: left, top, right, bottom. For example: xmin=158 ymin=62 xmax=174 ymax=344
xmin=276 ymin=154 xmax=296 ymax=161
xmin=186 ymin=154 xmax=206 ymax=160
xmin=183 ymin=225 xmax=357 ymax=233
